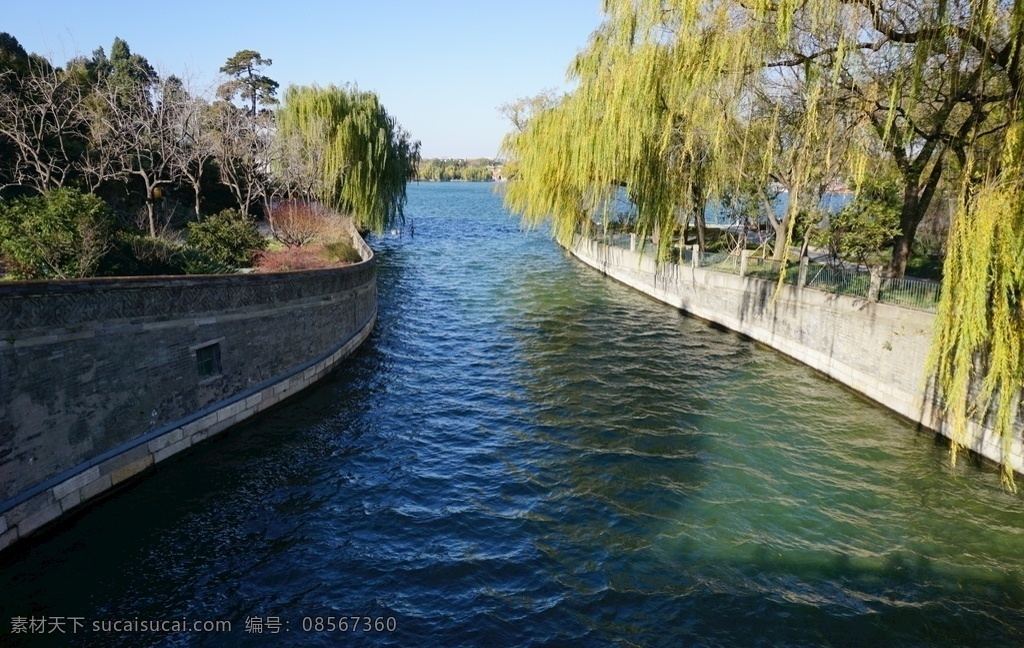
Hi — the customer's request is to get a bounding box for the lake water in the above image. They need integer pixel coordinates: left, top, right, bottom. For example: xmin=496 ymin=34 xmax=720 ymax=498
xmin=1 ymin=182 xmax=1021 ymax=647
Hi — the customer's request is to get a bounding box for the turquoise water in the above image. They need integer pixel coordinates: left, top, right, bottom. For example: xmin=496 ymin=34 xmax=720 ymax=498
xmin=0 ymin=182 xmax=1021 ymax=647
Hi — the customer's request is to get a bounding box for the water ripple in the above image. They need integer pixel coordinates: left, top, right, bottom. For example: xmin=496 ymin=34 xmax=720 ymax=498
xmin=1 ymin=184 xmax=1023 ymax=647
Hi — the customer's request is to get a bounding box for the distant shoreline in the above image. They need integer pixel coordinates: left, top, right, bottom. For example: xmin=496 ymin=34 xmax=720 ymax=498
xmin=413 ymin=178 xmax=497 ymax=183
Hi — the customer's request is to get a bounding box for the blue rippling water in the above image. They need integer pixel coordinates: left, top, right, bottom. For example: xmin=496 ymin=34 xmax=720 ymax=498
xmin=1 ymin=182 xmax=1023 ymax=647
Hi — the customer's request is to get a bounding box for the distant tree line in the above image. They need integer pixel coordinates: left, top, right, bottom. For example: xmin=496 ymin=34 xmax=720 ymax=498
xmin=415 ymin=158 xmax=499 ymax=182
xmin=0 ymin=33 xmax=419 ymax=280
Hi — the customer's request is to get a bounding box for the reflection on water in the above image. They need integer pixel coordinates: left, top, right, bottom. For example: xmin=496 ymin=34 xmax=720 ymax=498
xmin=0 ymin=183 xmax=1021 ymax=647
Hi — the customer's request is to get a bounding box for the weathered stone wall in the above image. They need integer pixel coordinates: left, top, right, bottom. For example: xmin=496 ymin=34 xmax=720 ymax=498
xmin=570 ymin=237 xmax=1024 ymax=477
xmin=0 ymin=232 xmax=377 ymax=551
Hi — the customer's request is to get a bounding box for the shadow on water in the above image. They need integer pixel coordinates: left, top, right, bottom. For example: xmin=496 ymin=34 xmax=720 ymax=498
xmin=1 ymin=184 xmax=1022 ymax=647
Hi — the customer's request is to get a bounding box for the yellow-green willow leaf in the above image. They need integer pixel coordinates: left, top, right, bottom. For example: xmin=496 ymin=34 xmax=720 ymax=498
xmin=276 ymin=85 xmax=419 ymax=233
xmin=503 ymin=0 xmax=1024 ymax=483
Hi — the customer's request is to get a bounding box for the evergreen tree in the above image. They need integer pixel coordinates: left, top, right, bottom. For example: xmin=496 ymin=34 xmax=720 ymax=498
xmin=217 ymin=50 xmax=278 ymax=116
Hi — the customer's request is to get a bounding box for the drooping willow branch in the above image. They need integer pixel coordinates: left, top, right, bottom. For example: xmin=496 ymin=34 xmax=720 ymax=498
xmin=502 ymin=0 xmax=1024 ymax=485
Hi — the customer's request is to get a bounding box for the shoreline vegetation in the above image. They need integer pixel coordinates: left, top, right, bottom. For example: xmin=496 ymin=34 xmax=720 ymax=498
xmin=414 ymin=158 xmax=503 ymax=182
xmin=0 ymin=35 xmax=418 ymax=281
xmin=498 ymin=0 xmax=1024 ymax=486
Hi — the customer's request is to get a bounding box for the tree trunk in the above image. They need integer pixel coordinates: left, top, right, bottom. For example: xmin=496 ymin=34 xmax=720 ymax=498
xmin=694 ymin=206 xmax=706 ymax=252
xmin=888 ymin=189 xmax=923 ymax=278
xmin=773 ymin=184 xmax=801 ymax=264
xmin=264 ymin=197 xmax=275 ymax=231
xmin=680 ymin=213 xmax=692 ymax=252
xmin=192 ymin=179 xmax=202 ymax=219
xmin=691 ymin=182 xmax=707 ymax=253
xmin=888 ymin=171 xmax=940 ymax=278
xmin=146 ymin=198 xmax=156 ymax=238
xmin=887 ymin=145 xmax=945 ymax=277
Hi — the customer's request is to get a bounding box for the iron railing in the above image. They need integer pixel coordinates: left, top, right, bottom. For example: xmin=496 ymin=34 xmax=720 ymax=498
xmin=879 ymin=275 xmax=941 ymax=311
xmin=805 ymin=264 xmax=872 ymax=298
xmin=587 ymin=236 xmax=941 ymax=312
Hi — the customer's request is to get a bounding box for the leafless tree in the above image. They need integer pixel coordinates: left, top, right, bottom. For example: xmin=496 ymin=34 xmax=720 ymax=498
xmin=87 ymin=74 xmax=180 ymax=236
xmin=155 ymin=76 xmax=218 ymax=219
xmin=207 ymin=101 xmax=276 ymax=220
xmin=0 ymin=61 xmax=88 ymax=193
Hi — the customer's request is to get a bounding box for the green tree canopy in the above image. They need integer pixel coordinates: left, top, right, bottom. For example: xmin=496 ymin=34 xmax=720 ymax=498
xmin=218 ymin=50 xmax=279 ymax=116
xmin=0 ymin=32 xmax=30 ymax=78
xmin=275 ymin=84 xmax=420 ymax=232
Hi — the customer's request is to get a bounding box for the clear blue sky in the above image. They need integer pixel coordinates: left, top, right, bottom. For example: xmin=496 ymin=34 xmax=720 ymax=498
xmin=4 ymin=1 xmax=605 ymax=159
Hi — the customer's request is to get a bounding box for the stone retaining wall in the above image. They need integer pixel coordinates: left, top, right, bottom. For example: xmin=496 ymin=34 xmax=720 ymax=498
xmin=570 ymin=237 xmax=1024 ymax=477
xmin=0 ymin=231 xmax=377 ymax=552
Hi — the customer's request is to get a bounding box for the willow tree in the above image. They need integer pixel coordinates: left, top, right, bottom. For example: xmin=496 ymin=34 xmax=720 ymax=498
xmin=274 ymin=85 xmax=420 ymax=233
xmin=505 ymin=0 xmax=1024 ymax=483
xmin=503 ymin=0 xmax=850 ymax=264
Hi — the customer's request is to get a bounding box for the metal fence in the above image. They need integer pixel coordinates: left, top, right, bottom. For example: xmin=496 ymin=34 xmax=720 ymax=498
xmin=698 ymin=251 xmax=741 ymax=274
xmin=879 ymin=275 xmax=941 ymax=311
xmin=587 ymin=236 xmax=941 ymax=312
xmin=804 ymin=264 xmax=873 ymax=298
xmin=744 ymin=258 xmax=801 ymax=284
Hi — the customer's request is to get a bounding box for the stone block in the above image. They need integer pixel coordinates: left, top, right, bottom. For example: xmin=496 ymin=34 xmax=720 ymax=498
xmin=208 ymin=416 xmax=235 ymax=436
xmin=216 ymin=401 xmax=243 ymax=423
xmin=245 ymin=393 xmax=262 ymax=409
xmin=0 ymin=526 xmax=18 ymax=552
xmin=52 ymin=466 xmax=101 ymax=501
xmin=100 ymin=444 xmax=152 ymax=476
xmin=257 ymin=393 xmax=279 ymax=412
xmin=179 ymin=418 xmax=203 ymax=438
xmin=80 ymin=474 xmax=112 ymax=501
xmin=148 ymin=428 xmax=184 ymax=454
xmin=0 ymin=514 xmax=6 ymax=536
xmin=5 ymin=492 xmax=55 ymax=527
xmin=18 ymin=501 xmax=62 ymax=537
xmin=235 ymin=406 xmax=255 ymax=425
xmin=154 ymin=436 xmax=192 ymax=463
xmin=196 ymin=412 xmax=219 ymax=430
xmin=110 ymin=455 xmax=153 ymax=486
xmin=59 ymin=488 xmax=81 ymax=513
xmin=228 ymin=399 xmax=247 ymax=417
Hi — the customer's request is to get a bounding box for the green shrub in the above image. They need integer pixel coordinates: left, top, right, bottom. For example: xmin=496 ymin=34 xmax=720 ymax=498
xmin=817 ymin=177 xmax=901 ymax=266
xmin=97 ymin=234 xmax=181 ymax=276
xmin=322 ymin=239 xmax=363 ymax=264
xmin=0 ymin=188 xmax=113 ymax=280
xmin=97 ymin=234 xmax=231 ymax=276
xmin=176 ymin=247 xmax=233 ymax=275
xmin=186 ymin=209 xmax=266 ymax=268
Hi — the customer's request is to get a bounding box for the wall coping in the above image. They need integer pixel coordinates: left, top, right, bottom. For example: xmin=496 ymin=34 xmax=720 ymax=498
xmin=0 ymin=252 xmax=373 ymax=298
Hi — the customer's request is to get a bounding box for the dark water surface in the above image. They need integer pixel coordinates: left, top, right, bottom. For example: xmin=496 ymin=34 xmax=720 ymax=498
xmin=2 ymin=183 xmax=1022 ymax=647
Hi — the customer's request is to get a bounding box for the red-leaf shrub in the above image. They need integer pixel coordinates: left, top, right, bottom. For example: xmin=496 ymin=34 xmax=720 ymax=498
xmin=270 ymin=201 xmax=328 ymax=248
xmin=254 ymin=243 xmax=360 ymax=272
